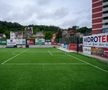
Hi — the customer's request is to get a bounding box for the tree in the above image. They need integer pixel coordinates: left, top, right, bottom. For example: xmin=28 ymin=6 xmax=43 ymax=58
xmin=45 ymin=31 xmax=54 ymax=40
xmin=77 ymin=27 xmax=92 ymax=35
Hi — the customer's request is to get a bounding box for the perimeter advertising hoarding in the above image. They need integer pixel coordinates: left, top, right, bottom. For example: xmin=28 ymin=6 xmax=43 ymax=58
xmin=35 ymin=39 xmax=45 ymax=45
xmin=7 ymin=39 xmax=17 ymax=46
xmin=68 ymin=43 xmax=77 ymax=51
xmin=91 ymin=47 xmax=104 ymax=56
xmin=27 ymin=39 xmax=35 ymax=45
xmin=0 ymin=39 xmax=6 ymax=45
xmin=83 ymin=33 xmax=108 ymax=48
xmin=91 ymin=47 xmax=108 ymax=58
xmin=16 ymin=39 xmax=26 ymax=45
xmin=83 ymin=47 xmax=91 ymax=55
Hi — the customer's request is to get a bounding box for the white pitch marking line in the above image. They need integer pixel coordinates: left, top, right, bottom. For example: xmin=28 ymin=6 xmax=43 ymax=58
xmin=2 ymin=63 xmax=86 ymax=65
xmin=1 ymin=49 xmax=27 ymax=65
xmin=67 ymin=54 xmax=108 ymax=73
xmin=48 ymin=51 xmax=53 ymax=56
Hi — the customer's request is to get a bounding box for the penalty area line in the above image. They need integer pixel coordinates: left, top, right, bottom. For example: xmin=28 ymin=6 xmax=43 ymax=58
xmin=1 ymin=49 xmax=27 ymax=65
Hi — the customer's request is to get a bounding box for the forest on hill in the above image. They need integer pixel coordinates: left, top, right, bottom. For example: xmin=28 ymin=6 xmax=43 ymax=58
xmin=0 ymin=21 xmax=91 ymax=39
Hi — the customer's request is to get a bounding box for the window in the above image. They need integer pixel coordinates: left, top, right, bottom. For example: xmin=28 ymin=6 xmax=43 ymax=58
xmin=103 ymin=23 xmax=108 ymax=25
xmin=103 ymin=0 xmax=108 ymax=2
xmin=102 ymin=28 xmax=108 ymax=33
xmin=103 ymin=11 xmax=108 ymax=14
xmin=103 ymin=5 xmax=108 ymax=8
xmin=103 ymin=17 xmax=108 ymax=19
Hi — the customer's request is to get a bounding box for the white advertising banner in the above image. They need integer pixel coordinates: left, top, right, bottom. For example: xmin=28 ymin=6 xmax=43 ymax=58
xmin=7 ymin=39 xmax=17 ymax=46
xmin=83 ymin=47 xmax=91 ymax=55
xmin=16 ymin=39 xmax=26 ymax=45
xmin=35 ymin=39 xmax=45 ymax=45
xmin=83 ymin=33 xmax=108 ymax=48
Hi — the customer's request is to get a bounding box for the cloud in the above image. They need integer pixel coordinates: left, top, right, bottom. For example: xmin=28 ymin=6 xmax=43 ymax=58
xmin=61 ymin=18 xmax=80 ymax=28
xmin=37 ymin=7 xmax=68 ymax=20
xmin=37 ymin=0 xmax=51 ymax=5
xmin=0 ymin=0 xmax=92 ymax=28
xmin=54 ymin=7 xmax=69 ymax=19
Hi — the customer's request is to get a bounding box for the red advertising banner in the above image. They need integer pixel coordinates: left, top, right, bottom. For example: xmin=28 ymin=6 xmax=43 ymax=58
xmin=68 ymin=43 xmax=77 ymax=51
xmin=27 ymin=39 xmax=35 ymax=45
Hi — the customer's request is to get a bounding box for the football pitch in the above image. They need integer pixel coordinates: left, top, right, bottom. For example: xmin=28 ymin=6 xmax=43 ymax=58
xmin=0 ymin=48 xmax=108 ymax=90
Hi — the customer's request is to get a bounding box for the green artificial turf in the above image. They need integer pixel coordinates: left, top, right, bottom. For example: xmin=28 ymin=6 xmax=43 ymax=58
xmin=0 ymin=48 xmax=108 ymax=90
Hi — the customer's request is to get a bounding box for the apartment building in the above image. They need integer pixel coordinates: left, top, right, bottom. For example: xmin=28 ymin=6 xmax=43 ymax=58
xmin=92 ymin=0 xmax=108 ymax=34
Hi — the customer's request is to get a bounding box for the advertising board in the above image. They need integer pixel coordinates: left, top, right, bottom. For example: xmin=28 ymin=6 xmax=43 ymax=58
xmin=83 ymin=47 xmax=91 ymax=55
xmin=27 ymin=39 xmax=35 ymax=45
xmin=16 ymin=39 xmax=26 ymax=45
xmin=35 ymin=39 xmax=45 ymax=45
xmin=68 ymin=43 xmax=77 ymax=51
xmin=7 ymin=39 xmax=17 ymax=46
xmin=0 ymin=39 xmax=6 ymax=45
xmin=83 ymin=33 xmax=108 ymax=48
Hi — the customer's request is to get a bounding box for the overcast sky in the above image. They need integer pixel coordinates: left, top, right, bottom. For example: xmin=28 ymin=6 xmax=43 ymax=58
xmin=0 ymin=0 xmax=92 ymax=28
